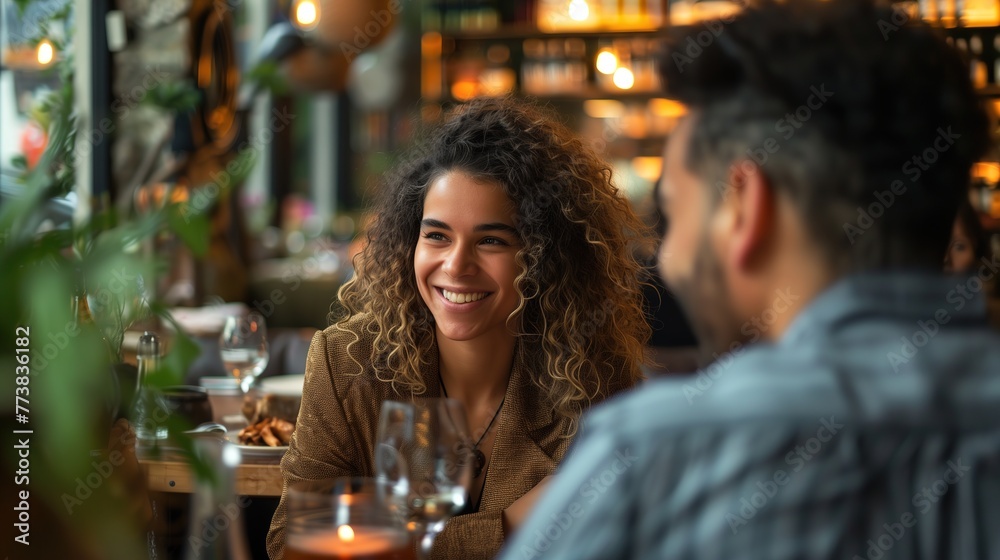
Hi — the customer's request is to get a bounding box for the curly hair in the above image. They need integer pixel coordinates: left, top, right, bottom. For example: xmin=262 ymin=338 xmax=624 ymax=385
xmin=335 ymin=96 xmax=652 ymax=435
xmin=659 ymin=0 xmax=991 ymax=272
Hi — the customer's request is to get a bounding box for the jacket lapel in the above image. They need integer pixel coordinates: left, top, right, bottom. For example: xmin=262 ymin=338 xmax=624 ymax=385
xmin=478 ymin=346 xmax=569 ymax=511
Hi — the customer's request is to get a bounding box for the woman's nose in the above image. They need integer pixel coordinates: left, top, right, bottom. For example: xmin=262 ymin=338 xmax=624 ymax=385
xmin=443 ymin=244 xmax=476 ymax=278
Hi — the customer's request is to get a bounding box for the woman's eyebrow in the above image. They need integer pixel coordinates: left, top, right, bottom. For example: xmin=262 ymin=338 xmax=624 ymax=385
xmin=474 ymin=223 xmax=518 ymax=235
xmin=420 ymin=219 xmax=517 ymax=236
xmin=421 ymin=218 xmax=450 ymax=230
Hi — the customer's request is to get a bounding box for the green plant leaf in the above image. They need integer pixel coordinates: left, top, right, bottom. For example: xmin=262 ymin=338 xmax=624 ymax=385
xmin=156 ymin=325 xmax=201 ymax=389
xmin=27 ymin=271 xmax=107 ymax=477
xmin=167 ymin=202 xmax=210 ymax=256
xmin=246 ymin=60 xmax=291 ymax=96
xmin=143 ymin=80 xmax=201 ymax=112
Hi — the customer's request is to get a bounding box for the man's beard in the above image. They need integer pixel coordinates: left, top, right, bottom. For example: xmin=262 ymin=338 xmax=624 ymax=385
xmin=668 ymin=233 xmax=748 ymax=367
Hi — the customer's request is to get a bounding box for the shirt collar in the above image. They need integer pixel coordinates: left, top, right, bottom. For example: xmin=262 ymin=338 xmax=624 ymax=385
xmin=779 ymin=271 xmax=992 ymax=347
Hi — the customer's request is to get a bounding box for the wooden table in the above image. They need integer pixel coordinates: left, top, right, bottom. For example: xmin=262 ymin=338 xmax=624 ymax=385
xmin=140 ymin=455 xmax=284 ymax=496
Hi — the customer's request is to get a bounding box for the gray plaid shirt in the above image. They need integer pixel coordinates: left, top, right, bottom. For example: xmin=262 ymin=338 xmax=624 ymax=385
xmin=501 ymin=271 xmax=1000 ymax=560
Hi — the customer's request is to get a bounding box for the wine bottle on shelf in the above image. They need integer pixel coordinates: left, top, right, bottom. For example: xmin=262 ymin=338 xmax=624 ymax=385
xmin=622 ymin=0 xmax=643 ymax=26
xmin=602 ymin=0 xmax=622 ymax=25
xmin=939 ymin=0 xmax=957 ymax=26
xmin=522 ymin=38 xmax=546 ymax=94
xmin=969 ymin=34 xmax=988 ymax=88
xmin=647 ymin=0 xmax=664 ymax=26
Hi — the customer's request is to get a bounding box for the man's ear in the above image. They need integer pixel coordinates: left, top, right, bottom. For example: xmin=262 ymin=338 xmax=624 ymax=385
xmin=721 ymin=160 xmax=775 ymax=271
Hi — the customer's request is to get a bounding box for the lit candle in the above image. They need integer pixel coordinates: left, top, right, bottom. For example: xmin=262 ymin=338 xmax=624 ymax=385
xmin=286 ymin=526 xmax=413 ymax=559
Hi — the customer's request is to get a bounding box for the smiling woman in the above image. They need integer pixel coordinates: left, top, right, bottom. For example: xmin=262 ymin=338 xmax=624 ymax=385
xmin=266 ymin=97 xmax=653 ymax=560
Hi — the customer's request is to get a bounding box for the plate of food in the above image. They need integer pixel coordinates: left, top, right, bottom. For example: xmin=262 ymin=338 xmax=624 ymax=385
xmin=231 ymin=416 xmax=294 ymax=456
xmin=229 ymin=388 xmax=302 ymax=457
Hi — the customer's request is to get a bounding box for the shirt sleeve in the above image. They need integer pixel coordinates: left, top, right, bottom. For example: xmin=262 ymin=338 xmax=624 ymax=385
xmin=430 ymin=509 xmax=506 ymax=560
xmin=266 ymin=331 xmax=365 ymax=560
xmin=498 ymin=415 xmax=641 ymax=560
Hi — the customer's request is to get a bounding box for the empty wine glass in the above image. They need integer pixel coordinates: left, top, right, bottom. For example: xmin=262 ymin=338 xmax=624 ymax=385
xmin=375 ymin=399 xmax=474 ymax=559
xmin=219 ymin=312 xmax=269 ymax=394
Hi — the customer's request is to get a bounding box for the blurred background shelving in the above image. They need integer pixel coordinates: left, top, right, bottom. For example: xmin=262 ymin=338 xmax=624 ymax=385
xmin=4 ymin=0 xmax=1000 ymax=332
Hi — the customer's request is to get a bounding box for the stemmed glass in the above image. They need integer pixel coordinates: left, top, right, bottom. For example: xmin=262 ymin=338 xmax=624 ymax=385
xmin=375 ymin=399 xmax=474 ymax=559
xmin=219 ymin=312 xmax=269 ymax=394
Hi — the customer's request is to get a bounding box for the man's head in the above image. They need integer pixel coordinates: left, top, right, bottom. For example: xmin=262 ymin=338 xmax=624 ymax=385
xmin=657 ymin=0 xmax=991 ymax=357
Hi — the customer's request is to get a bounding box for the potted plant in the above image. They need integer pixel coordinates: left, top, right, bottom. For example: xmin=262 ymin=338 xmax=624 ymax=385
xmin=1 ymin=2 xmax=227 ymax=558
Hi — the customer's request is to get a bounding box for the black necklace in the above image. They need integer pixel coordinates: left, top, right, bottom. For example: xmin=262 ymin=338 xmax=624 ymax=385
xmin=439 ymin=375 xmax=505 ymax=479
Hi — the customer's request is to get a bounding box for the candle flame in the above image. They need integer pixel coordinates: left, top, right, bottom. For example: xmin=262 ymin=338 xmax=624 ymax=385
xmin=338 ymin=524 xmax=355 ymax=542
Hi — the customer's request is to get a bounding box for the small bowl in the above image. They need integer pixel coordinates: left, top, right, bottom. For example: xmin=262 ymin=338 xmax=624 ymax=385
xmin=162 ymin=385 xmax=214 ymax=428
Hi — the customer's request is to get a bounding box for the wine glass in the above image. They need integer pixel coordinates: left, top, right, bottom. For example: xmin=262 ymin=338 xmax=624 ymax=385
xmin=375 ymin=399 xmax=474 ymax=559
xmin=219 ymin=312 xmax=269 ymax=394
xmin=286 ymin=477 xmax=414 ymax=560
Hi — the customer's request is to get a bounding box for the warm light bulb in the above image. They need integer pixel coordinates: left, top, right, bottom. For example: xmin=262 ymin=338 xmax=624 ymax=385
xmin=451 ymin=80 xmax=478 ymax=101
xmin=36 ymin=40 xmax=54 ymax=65
xmin=596 ymin=50 xmax=618 ymax=74
xmin=568 ymin=0 xmax=590 ymax=21
xmin=613 ymin=67 xmax=634 ymax=89
xmin=649 ymin=98 xmax=688 ymax=118
xmin=294 ymin=0 xmax=319 ymax=29
xmin=973 ymin=162 xmax=1000 ymax=185
xmin=583 ymin=99 xmax=624 ymax=119
xmin=337 ymin=524 xmax=355 ymax=542
xmin=632 ymin=157 xmax=663 ymax=182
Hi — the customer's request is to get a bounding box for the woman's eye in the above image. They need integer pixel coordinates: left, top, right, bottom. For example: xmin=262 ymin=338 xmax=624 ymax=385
xmin=482 ymin=237 xmax=510 ymax=246
xmin=422 ymin=232 xmax=447 ymax=241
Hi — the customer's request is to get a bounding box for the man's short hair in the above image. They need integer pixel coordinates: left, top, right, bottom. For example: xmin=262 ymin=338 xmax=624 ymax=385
xmin=659 ymin=0 xmax=991 ymax=272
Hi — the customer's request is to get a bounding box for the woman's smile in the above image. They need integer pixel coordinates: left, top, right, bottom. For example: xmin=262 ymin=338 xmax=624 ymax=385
xmin=438 ymin=288 xmax=491 ymax=305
